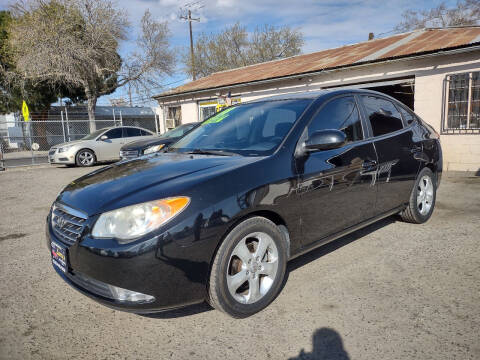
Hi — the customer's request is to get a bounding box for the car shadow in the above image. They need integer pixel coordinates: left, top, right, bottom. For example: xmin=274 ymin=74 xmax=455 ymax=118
xmin=277 ymin=216 xmax=396 ymax=298
xmin=140 ymin=216 xmax=396 ymax=319
xmin=287 ymin=216 xmax=396 ymax=273
xmin=288 ymin=327 xmax=350 ymax=360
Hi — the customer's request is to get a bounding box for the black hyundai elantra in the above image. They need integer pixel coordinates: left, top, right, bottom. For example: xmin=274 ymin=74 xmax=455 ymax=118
xmin=47 ymin=89 xmax=442 ymax=318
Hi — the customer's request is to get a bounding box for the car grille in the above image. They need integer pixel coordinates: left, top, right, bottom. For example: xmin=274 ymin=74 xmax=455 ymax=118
xmin=51 ymin=203 xmax=88 ymax=246
xmin=49 ymin=148 xmax=57 ymax=156
xmin=119 ymin=150 xmax=139 ymax=159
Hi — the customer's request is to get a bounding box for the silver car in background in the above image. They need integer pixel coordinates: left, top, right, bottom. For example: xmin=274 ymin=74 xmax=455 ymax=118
xmin=48 ymin=126 xmax=155 ymax=167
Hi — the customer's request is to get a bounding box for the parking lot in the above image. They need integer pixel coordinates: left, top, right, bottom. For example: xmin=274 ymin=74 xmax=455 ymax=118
xmin=0 ymin=165 xmax=479 ymax=360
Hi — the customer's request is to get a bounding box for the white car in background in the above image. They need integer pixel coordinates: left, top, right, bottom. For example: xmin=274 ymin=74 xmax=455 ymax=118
xmin=48 ymin=126 xmax=155 ymax=167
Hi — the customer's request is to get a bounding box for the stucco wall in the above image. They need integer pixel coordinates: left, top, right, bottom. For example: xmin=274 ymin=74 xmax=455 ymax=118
xmin=181 ymin=103 xmax=198 ymax=124
xmin=415 ymin=65 xmax=480 ymax=172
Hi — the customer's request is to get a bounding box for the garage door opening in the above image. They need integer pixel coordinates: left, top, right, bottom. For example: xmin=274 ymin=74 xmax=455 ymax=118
xmin=364 ymin=81 xmax=415 ymax=110
xmin=327 ymin=78 xmax=415 ymax=110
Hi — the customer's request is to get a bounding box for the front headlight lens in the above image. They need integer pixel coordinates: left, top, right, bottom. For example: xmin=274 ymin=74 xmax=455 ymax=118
xmin=143 ymin=144 xmax=165 ymax=155
xmin=58 ymin=145 xmax=73 ymax=153
xmin=92 ymin=197 xmax=190 ymax=242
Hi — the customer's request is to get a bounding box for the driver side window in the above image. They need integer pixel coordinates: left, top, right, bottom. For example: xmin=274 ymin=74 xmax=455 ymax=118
xmin=103 ymin=128 xmax=123 ymax=139
xmin=307 ymin=96 xmax=363 ymax=143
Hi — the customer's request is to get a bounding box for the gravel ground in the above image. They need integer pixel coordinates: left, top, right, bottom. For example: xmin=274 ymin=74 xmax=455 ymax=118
xmin=0 ymin=165 xmax=479 ymax=360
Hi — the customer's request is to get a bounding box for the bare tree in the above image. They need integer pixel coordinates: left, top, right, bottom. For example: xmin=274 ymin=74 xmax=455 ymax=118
xmin=184 ymin=22 xmax=303 ymax=79
xmin=9 ymin=0 xmax=174 ymax=130
xmin=395 ymin=0 xmax=480 ymax=33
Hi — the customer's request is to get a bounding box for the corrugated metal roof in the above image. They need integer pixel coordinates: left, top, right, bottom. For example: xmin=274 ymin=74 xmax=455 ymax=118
xmin=155 ymin=27 xmax=480 ymax=99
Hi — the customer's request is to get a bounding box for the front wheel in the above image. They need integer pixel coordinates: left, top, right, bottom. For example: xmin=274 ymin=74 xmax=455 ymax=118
xmin=400 ymin=167 xmax=436 ymax=223
xmin=208 ymin=217 xmax=287 ymax=318
xmin=75 ymin=149 xmax=96 ymax=167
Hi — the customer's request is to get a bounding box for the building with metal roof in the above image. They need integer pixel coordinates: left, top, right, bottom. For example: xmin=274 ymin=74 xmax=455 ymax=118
xmin=154 ymin=26 xmax=480 ymax=172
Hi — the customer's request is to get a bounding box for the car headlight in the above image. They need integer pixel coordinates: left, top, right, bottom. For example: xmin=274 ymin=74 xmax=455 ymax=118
xmin=58 ymin=145 xmax=74 ymax=153
xmin=143 ymin=144 xmax=165 ymax=155
xmin=91 ymin=197 xmax=190 ymax=242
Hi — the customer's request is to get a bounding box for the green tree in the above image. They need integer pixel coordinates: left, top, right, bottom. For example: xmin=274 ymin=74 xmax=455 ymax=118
xmin=0 ymin=10 xmax=85 ymax=113
xmin=9 ymin=0 xmax=174 ymax=130
xmin=183 ymin=22 xmax=304 ymax=79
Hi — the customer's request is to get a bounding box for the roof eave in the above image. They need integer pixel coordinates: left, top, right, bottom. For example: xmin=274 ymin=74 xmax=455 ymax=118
xmin=153 ymin=43 xmax=480 ymax=101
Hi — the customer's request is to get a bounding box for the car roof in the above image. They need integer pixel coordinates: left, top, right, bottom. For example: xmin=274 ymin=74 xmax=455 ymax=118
xmin=245 ymin=88 xmax=396 ymax=103
xmin=100 ymin=126 xmax=153 ymax=131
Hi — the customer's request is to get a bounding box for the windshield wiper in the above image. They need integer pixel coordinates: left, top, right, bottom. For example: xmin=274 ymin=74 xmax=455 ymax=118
xmin=187 ymin=149 xmax=238 ymax=156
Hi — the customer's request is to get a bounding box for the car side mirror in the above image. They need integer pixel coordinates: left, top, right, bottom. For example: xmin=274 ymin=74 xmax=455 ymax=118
xmin=99 ymin=135 xmax=108 ymax=141
xmin=304 ymin=129 xmax=347 ymax=151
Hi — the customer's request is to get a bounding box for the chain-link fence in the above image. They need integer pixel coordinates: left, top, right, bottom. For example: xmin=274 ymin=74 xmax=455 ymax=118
xmin=0 ymin=106 xmax=159 ymax=168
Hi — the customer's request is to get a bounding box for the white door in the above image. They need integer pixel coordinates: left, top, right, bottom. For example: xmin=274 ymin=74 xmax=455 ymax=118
xmin=94 ymin=128 xmax=125 ymax=160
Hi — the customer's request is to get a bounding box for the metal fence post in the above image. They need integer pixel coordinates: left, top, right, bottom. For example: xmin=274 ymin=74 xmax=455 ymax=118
xmin=65 ymin=106 xmax=70 ymax=141
xmin=29 ymin=120 xmax=34 ymax=165
xmin=120 ymin=111 xmax=123 ymax=126
xmin=155 ymin=112 xmax=159 ymax=134
xmin=0 ymin=141 xmax=5 ymax=170
xmin=61 ymin=111 xmax=66 ymax=143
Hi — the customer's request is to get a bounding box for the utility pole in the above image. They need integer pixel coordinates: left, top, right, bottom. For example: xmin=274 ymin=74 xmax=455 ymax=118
xmin=128 ymin=83 xmax=132 ymax=107
xmin=180 ymin=4 xmax=201 ymax=81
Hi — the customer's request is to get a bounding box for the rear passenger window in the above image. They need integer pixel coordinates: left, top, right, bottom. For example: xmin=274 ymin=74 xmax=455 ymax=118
xmin=124 ymin=128 xmax=142 ymax=137
xmin=398 ymin=106 xmax=415 ymax=125
xmin=104 ymin=128 xmax=123 ymax=139
xmin=140 ymin=129 xmax=152 ymax=136
xmin=307 ymin=96 xmax=363 ymax=142
xmin=362 ymin=96 xmax=404 ymax=136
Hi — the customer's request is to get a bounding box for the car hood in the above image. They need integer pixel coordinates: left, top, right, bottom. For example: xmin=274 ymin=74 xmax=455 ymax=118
xmin=121 ymin=136 xmax=177 ymax=150
xmin=57 ymin=153 xmax=260 ymax=216
xmin=54 ymin=140 xmax=87 ymax=148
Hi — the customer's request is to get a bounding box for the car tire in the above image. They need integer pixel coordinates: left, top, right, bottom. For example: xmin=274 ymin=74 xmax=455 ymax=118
xmin=75 ymin=149 xmax=96 ymax=167
xmin=400 ymin=167 xmax=436 ymax=224
xmin=208 ymin=216 xmax=287 ymax=318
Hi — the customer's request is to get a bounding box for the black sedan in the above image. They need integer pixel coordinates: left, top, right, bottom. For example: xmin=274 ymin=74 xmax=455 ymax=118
xmin=47 ymin=89 xmax=442 ymax=318
xmin=119 ymin=122 xmax=200 ymax=160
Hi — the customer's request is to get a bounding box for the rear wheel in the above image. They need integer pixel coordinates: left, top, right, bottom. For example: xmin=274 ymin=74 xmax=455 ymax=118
xmin=400 ymin=167 xmax=436 ymax=223
xmin=75 ymin=149 xmax=96 ymax=167
xmin=208 ymin=217 xmax=287 ymax=318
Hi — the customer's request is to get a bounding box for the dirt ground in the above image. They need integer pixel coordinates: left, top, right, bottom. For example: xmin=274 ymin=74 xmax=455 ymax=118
xmin=0 ymin=165 xmax=479 ymax=360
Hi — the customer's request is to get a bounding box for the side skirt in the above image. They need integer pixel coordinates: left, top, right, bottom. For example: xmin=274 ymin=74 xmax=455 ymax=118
xmin=289 ymin=205 xmax=405 ymax=261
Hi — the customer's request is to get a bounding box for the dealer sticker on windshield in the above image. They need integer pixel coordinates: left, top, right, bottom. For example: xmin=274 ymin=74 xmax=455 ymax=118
xmin=51 ymin=241 xmax=67 ymax=273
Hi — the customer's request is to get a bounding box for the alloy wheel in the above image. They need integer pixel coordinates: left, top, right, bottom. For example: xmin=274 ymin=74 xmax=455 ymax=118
xmin=78 ymin=151 xmax=94 ymax=166
xmin=226 ymin=232 xmax=279 ymax=304
xmin=416 ymin=175 xmax=434 ymax=215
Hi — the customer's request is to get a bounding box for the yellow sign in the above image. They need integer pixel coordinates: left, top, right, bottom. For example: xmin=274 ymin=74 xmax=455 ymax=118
xmin=22 ymin=101 xmax=30 ymax=122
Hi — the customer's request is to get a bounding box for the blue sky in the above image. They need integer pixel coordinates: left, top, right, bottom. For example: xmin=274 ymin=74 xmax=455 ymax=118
xmin=0 ymin=0 xmax=456 ymax=106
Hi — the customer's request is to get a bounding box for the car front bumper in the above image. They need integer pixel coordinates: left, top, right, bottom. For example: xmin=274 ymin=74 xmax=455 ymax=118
xmin=46 ymin=210 xmax=215 ymax=313
xmin=48 ymin=148 xmax=76 ymax=165
xmin=119 ymin=149 xmax=140 ymax=160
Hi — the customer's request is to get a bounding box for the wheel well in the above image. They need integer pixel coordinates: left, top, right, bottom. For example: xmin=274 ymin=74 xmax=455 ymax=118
xmin=207 ymin=209 xmax=291 ymax=285
xmin=423 ymin=163 xmax=437 ymax=183
xmin=425 ymin=163 xmax=436 ymax=174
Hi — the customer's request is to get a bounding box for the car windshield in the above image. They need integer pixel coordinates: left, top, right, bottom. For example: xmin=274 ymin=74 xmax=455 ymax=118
xmin=169 ymin=100 xmax=311 ymax=156
xmin=162 ymin=124 xmax=196 ymax=138
xmin=81 ymin=128 xmax=108 ymax=140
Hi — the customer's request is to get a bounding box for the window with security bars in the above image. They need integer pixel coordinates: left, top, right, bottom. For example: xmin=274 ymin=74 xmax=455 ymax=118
xmin=443 ymin=71 xmax=480 ymax=134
